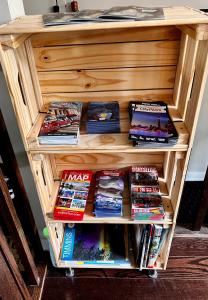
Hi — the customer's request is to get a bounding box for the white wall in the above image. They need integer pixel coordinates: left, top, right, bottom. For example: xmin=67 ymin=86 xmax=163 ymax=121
xmin=23 ymin=0 xmax=207 ymax=14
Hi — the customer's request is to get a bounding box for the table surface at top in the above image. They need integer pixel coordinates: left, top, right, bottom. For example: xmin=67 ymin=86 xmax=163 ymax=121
xmin=0 ymin=7 xmax=208 ymax=35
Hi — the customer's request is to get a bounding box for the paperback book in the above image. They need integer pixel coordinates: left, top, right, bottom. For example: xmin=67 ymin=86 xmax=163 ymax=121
xmin=94 ymin=170 xmax=124 ymax=218
xmin=53 ymin=170 xmax=92 ymax=221
xmin=129 ymin=101 xmax=178 ymax=145
xmin=38 ymin=102 xmax=82 ymax=145
xmin=87 ymin=102 xmax=120 ymax=134
xmin=61 ymin=224 xmax=131 ymax=266
xmin=129 ymin=166 xmax=165 ymax=221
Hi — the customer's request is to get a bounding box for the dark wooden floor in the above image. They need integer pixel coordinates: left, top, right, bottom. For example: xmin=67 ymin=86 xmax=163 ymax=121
xmin=42 ymin=229 xmax=208 ymax=300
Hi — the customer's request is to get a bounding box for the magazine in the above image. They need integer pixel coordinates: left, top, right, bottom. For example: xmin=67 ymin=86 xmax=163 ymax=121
xmin=38 ymin=102 xmax=82 ymax=145
xmin=61 ymin=224 xmax=131 ymax=266
xmin=129 ymin=101 xmax=178 ymax=144
xmin=43 ymin=7 xmax=164 ymax=26
xmin=53 ymin=170 xmax=92 ymax=221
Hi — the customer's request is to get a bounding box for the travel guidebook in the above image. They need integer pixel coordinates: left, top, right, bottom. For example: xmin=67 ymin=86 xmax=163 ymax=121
xmin=129 ymin=101 xmax=178 ymax=145
xmin=38 ymin=102 xmax=82 ymax=145
xmin=94 ymin=170 xmax=124 ymax=218
xmin=129 ymin=166 xmax=165 ymax=221
xmin=43 ymin=7 xmax=164 ymax=26
xmin=87 ymin=102 xmax=120 ymax=134
xmin=53 ymin=170 xmax=92 ymax=221
xmin=61 ymin=224 xmax=131 ymax=266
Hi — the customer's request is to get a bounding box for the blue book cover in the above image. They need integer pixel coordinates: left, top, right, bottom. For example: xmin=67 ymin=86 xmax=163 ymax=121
xmin=61 ymin=224 xmax=129 ymax=265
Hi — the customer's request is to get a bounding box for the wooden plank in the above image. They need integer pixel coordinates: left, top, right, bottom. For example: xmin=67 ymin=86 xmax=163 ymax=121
xmin=185 ymin=40 xmax=208 ymax=137
xmin=173 ymin=32 xmax=188 ymax=106
xmin=166 ymin=152 xmax=178 ymax=196
xmin=15 ymin=43 xmax=39 ymax=123
xmin=0 ymin=7 xmax=208 ymax=34
xmin=28 ymin=264 xmax=47 ymax=300
xmin=33 ymin=41 xmax=180 ymax=71
xmin=0 ymin=226 xmax=32 ymax=300
xmin=0 ymin=45 xmax=33 ymax=139
xmin=0 ymin=168 xmax=40 ymax=286
xmin=177 ymin=24 xmax=208 ymax=40
xmin=31 ymin=26 xmax=181 ymax=47
xmin=41 ymin=89 xmax=174 ymax=110
xmin=170 ymin=237 xmax=208 ymax=257
xmin=24 ymin=38 xmax=44 ymax=109
xmin=38 ymin=66 xmax=176 ymax=93
xmin=176 ymin=36 xmax=198 ymax=120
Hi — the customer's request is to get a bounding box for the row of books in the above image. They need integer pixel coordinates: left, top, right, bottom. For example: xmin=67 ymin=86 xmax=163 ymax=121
xmin=38 ymin=100 xmax=178 ymax=148
xmin=135 ymin=224 xmax=168 ymax=269
xmin=129 ymin=166 xmax=165 ymax=221
xmin=43 ymin=7 xmax=164 ymax=26
xmin=53 ymin=167 xmax=166 ymax=222
xmin=61 ymin=223 xmax=168 ymax=269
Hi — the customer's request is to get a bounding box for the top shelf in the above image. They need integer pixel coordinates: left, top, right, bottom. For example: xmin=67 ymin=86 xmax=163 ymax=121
xmin=0 ymin=7 xmax=208 ymax=35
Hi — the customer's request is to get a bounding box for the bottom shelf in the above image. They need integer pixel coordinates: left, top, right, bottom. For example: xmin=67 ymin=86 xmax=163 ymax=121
xmin=48 ymin=222 xmax=172 ymax=271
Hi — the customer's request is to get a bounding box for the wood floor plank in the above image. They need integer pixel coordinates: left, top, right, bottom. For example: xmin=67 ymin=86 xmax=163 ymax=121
xmin=170 ymin=238 xmax=208 ymax=256
xmin=42 ymin=278 xmax=208 ymax=300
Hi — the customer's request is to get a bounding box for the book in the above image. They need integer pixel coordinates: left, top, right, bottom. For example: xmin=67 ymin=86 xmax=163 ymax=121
xmin=38 ymin=102 xmax=82 ymax=145
xmin=147 ymin=225 xmax=163 ymax=268
xmin=87 ymin=102 xmax=120 ymax=134
xmin=129 ymin=101 xmax=178 ymax=144
xmin=53 ymin=170 xmax=92 ymax=221
xmin=61 ymin=224 xmax=131 ymax=266
xmin=142 ymin=224 xmax=154 ymax=268
xmin=129 ymin=166 xmax=165 ymax=221
xmin=43 ymin=7 xmax=164 ymax=26
xmin=94 ymin=170 xmax=124 ymax=218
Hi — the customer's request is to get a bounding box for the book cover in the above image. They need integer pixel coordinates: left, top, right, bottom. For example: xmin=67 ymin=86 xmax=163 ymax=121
xmin=38 ymin=102 xmax=82 ymax=145
xmin=53 ymin=170 xmax=92 ymax=221
xmin=61 ymin=224 xmax=130 ymax=265
xmin=143 ymin=224 xmax=154 ymax=268
xmin=147 ymin=225 xmax=163 ymax=268
xmin=129 ymin=101 xmax=177 ymax=143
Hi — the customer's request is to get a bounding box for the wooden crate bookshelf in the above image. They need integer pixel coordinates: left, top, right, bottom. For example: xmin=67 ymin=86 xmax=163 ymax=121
xmin=0 ymin=6 xmax=208 ymax=273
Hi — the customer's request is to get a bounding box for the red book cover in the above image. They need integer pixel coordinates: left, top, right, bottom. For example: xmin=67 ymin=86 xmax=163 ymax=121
xmin=53 ymin=170 xmax=93 ymax=221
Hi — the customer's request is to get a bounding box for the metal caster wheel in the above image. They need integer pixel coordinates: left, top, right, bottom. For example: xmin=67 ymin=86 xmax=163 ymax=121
xmin=148 ymin=270 xmax=158 ymax=279
xmin=66 ymin=268 xmax=74 ymax=278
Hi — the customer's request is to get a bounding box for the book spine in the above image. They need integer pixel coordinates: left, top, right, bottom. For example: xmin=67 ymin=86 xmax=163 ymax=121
xmin=61 ymin=225 xmax=75 ymax=261
xmin=147 ymin=225 xmax=163 ymax=268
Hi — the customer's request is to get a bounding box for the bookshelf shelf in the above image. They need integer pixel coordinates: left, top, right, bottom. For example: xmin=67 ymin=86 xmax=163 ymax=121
xmin=1 ymin=6 xmax=208 ymax=273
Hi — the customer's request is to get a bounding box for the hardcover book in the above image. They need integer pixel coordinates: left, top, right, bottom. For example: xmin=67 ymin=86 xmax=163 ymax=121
xmin=53 ymin=170 xmax=92 ymax=221
xmin=38 ymin=102 xmax=82 ymax=145
xmin=61 ymin=224 xmax=130 ymax=266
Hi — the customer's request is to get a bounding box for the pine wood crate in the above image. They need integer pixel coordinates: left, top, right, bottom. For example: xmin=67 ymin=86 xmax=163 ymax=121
xmin=0 ymin=6 xmax=208 ymax=272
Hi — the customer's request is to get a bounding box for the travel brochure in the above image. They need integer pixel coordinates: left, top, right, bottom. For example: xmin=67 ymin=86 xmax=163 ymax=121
xmin=43 ymin=7 xmax=164 ymax=26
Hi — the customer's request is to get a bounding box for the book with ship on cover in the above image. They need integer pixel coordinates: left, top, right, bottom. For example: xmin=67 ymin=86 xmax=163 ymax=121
xmin=38 ymin=102 xmax=82 ymax=145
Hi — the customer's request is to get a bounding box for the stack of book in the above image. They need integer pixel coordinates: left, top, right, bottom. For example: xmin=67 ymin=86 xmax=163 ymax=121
xmin=129 ymin=166 xmax=165 ymax=221
xmin=129 ymin=101 xmax=178 ymax=148
xmin=94 ymin=170 xmax=124 ymax=217
xmin=38 ymin=102 xmax=82 ymax=145
xmin=135 ymin=224 xmax=169 ymax=269
xmin=86 ymin=102 xmax=120 ymax=134
xmin=61 ymin=224 xmax=131 ymax=267
xmin=53 ymin=170 xmax=92 ymax=221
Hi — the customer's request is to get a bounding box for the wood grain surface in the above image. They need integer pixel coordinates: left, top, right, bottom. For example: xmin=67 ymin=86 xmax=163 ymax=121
xmin=38 ymin=66 xmax=176 ymax=93
xmin=34 ymin=41 xmax=179 ymax=71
